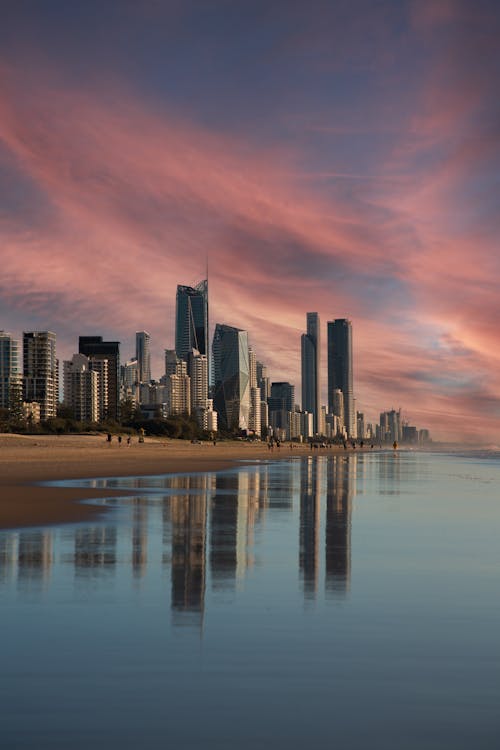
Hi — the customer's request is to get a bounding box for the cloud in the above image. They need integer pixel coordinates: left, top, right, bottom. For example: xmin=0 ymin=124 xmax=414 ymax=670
xmin=0 ymin=29 xmax=499 ymax=443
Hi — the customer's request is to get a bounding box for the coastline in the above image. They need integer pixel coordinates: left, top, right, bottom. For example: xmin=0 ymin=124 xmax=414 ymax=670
xmin=0 ymin=433 xmax=356 ymax=530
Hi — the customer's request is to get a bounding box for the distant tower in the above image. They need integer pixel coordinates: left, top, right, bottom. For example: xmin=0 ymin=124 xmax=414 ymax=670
xmin=175 ymin=280 xmax=208 ymax=363
xmin=135 ymin=331 xmax=151 ymax=384
xmin=301 ymin=312 xmax=320 ymax=433
xmin=327 ymin=319 xmax=354 ymax=437
xmin=212 ymin=324 xmax=250 ymax=431
xmin=23 ymin=331 xmax=58 ymax=420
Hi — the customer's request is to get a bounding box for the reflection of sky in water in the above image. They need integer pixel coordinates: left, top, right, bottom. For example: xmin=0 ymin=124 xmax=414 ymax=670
xmin=1 ymin=452 xmax=500 ymax=749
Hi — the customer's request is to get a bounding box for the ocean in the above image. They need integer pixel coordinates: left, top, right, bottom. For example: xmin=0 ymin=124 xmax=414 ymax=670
xmin=1 ymin=450 xmax=499 ymax=749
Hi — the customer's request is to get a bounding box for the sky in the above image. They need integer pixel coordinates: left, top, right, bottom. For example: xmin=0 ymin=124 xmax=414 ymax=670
xmin=1 ymin=0 xmax=499 ymax=441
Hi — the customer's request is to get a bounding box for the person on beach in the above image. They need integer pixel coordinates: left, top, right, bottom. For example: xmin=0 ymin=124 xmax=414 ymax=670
xmin=118 ymin=435 xmax=122 ymax=445
xmin=127 ymin=436 xmax=131 ymax=446
xmin=107 ymin=433 xmax=112 ymax=444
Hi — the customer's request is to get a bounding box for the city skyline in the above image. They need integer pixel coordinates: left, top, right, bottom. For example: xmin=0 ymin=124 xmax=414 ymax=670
xmin=1 ymin=2 xmax=499 ymax=441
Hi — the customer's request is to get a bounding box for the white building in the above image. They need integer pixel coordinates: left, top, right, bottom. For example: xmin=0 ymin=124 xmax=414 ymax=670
xmin=23 ymin=331 xmax=58 ymax=421
xmin=189 ymin=349 xmax=208 ymax=409
xmin=63 ymin=354 xmax=99 ymax=422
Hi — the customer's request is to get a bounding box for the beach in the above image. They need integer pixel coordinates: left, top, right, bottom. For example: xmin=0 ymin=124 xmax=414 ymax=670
xmin=0 ymin=433 xmax=350 ymax=529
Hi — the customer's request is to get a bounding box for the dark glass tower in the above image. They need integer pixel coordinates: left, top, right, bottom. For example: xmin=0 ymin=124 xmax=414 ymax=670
xmin=327 ymin=319 xmax=354 ymax=437
xmin=301 ymin=312 xmax=320 ymax=433
xmin=212 ymin=324 xmax=250 ymax=431
xmin=175 ymin=280 xmax=208 ymax=363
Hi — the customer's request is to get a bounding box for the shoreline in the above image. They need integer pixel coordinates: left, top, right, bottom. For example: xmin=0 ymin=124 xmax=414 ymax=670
xmin=0 ymin=433 xmax=363 ymax=531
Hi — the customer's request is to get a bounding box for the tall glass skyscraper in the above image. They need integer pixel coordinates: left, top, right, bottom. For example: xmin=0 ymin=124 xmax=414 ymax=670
xmin=327 ymin=319 xmax=354 ymax=437
xmin=175 ymin=280 xmax=208 ymax=363
xmin=301 ymin=312 xmax=320 ymax=433
xmin=212 ymin=324 xmax=250 ymax=431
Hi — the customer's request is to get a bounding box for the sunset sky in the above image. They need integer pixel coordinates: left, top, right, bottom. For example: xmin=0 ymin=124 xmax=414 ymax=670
xmin=1 ymin=0 xmax=499 ymax=441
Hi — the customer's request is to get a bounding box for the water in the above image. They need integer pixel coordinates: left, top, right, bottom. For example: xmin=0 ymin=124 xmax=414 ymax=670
xmin=1 ymin=451 xmax=500 ymax=749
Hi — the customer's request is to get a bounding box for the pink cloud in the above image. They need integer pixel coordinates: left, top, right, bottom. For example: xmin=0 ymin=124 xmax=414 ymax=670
xmin=0 ymin=59 xmax=499 ymax=442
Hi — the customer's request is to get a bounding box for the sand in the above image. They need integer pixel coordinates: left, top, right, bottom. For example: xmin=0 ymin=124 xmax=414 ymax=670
xmin=0 ymin=433 xmax=346 ymax=530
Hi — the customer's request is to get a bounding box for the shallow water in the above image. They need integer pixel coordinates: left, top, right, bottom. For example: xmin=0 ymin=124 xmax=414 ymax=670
xmin=1 ymin=451 xmax=499 ymax=749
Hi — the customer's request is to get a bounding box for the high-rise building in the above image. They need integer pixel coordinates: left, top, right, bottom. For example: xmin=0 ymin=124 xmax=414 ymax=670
xmin=121 ymin=358 xmax=139 ymax=399
xmin=0 ymin=331 xmax=21 ymax=411
xmin=188 ymin=349 xmax=208 ymax=410
xmin=135 ymin=331 xmax=151 ymax=384
xmin=332 ymin=388 xmax=345 ymax=431
xmin=63 ymin=354 xmax=99 ymax=422
xmin=301 ymin=312 xmax=320 ymax=433
xmin=327 ymin=319 xmax=354 ymax=437
xmin=256 ymin=361 xmax=270 ymax=402
xmin=212 ymin=324 xmax=250 ymax=431
xmin=23 ymin=331 xmax=58 ymax=420
xmin=247 ymin=347 xmax=261 ymax=435
xmin=268 ymin=381 xmax=295 ymax=433
xmin=175 ymin=280 xmax=208 ymax=363
xmin=168 ymin=369 xmax=191 ymax=416
xmin=165 ymin=349 xmax=182 ymax=378
xmin=79 ymin=336 xmax=120 ymax=421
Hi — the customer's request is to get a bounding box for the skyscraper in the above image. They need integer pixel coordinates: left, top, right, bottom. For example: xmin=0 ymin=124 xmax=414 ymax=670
xmin=268 ymin=381 xmax=295 ymax=433
xmin=63 ymin=354 xmax=99 ymax=422
xmin=79 ymin=336 xmax=120 ymax=421
xmin=175 ymin=280 xmax=208 ymax=363
xmin=301 ymin=312 xmax=320 ymax=433
xmin=135 ymin=331 xmax=151 ymax=384
xmin=23 ymin=331 xmax=58 ymax=420
xmin=0 ymin=331 xmax=21 ymax=411
xmin=327 ymin=319 xmax=354 ymax=437
xmin=212 ymin=324 xmax=250 ymax=431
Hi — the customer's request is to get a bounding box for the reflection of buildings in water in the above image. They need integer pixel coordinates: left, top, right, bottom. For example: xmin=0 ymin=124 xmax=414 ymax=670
xmin=170 ymin=492 xmax=207 ymax=623
xmin=236 ymin=469 xmax=267 ymax=578
xmin=267 ymin=462 xmax=299 ymax=510
xmin=131 ymin=499 xmax=148 ymax=579
xmin=0 ymin=533 xmax=17 ymax=584
xmin=378 ymin=452 xmax=401 ymax=494
xmin=211 ymin=468 xmax=269 ymax=589
xmin=299 ymin=457 xmax=322 ymax=599
xmin=325 ymin=455 xmax=353 ymax=595
xmin=73 ymin=526 xmax=117 ymax=574
xmin=210 ymin=474 xmax=239 ymax=589
xmin=160 ymin=473 xmax=215 ymax=627
xmin=162 ymin=473 xmax=215 ymax=567
xmin=17 ymin=530 xmax=53 ymax=586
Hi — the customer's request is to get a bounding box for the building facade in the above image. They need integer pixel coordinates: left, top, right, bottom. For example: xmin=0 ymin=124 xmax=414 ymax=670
xmin=175 ymin=280 xmax=209 ymax=364
xmin=0 ymin=331 xmax=21 ymax=411
xmin=135 ymin=331 xmax=151 ymax=384
xmin=23 ymin=331 xmax=58 ymax=421
xmin=301 ymin=312 xmax=320 ymax=433
xmin=79 ymin=336 xmax=120 ymax=421
xmin=327 ymin=319 xmax=354 ymax=437
xmin=63 ymin=354 xmax=99 ymax=422
xmin=212 ymin=324 xmax=250 ymax=431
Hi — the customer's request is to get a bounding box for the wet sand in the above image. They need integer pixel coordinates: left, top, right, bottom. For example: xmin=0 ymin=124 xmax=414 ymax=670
xmin=0 ymin=433 xmax=345 ymax=530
